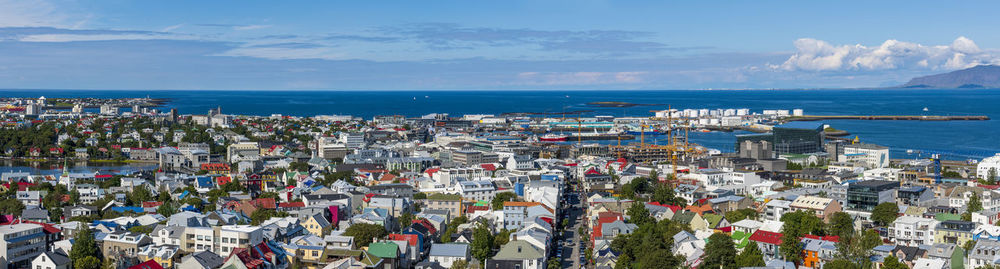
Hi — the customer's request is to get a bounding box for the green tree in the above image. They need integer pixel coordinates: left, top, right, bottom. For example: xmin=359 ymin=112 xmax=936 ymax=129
xmin=157 ymin=203 xmax=176 ymax=217
xmin=491 ymin=192 xmax=517 ymax=210
xmin=736 ymin=242 xmax=766 ymax=268
xmin=702 ymin=233 xmax=738 ymax=269
xmin=725 ymin=208 xmax=759 ymax=223
xmin=413 ymin=192 xmax=427 ymax=200
xmin=546 ymin=259 xmax=560 ymax=269
xmin=968 ymin=193 xmax=984 ymax=213
xmin=470 ymin=222 xmax=494 ymax=262
xmin=637 ymin=249 xmax=680 ymax=269
xmin=823 ymin=259 xmax=858 ymax=269
xmin=871 ymin=202 xmax=900 ymax=226
xmin=650 ymin=183 xmax=685 ymax=206
xmin=882 ymin=255 xmax=908 ymax=269
xmin=451 ymin=259 xmax=468 ymax=269
xmin=74 ymin=256 xmax=101 ymax=269
xmin=626 ymin=202 xmax=652 ymax=226
xmin=398 ymin=212 xmax=414 ymax=231
xmin=343 ymin=223 xmax=387 ymax=248
xmin=250 ymin=209 xmax=289 ymax=225
xmin=826 ymin=212 xmax=854 ymax=239
xmin=70 ymin=228 xmax=100 ymax=262
xmin=779 ymin=232 xmax=802 ymax=264
xmin=127 ymin=186 xmax=153 ymax=206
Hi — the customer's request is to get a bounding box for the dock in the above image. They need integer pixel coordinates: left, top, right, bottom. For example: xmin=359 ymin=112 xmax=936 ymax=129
xmin=786 ymin=115 xmax=990 ymax=121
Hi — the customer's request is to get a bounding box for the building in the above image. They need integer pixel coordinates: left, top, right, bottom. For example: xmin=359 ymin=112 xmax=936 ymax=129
xmin=0 ymin=224 xmax=46 ymax=269
xmin=890 ymin=216 xmax=939 ymax=247
xmin=736 ymin=122 xmax=825 ymax=155
xmin=428 ymin=243 xmax=469 ymax=268
xmin=488 ymin=240 xmax=545 ymax=269
xmin=979 ymin=153 xmax=1000 ymax=181
xmin=934 ymin=220 xmax=975 ymax=246
xmin=227 ymin=142 xmax=261 ymax=163
xmin=101 ymin=231 xmax=153 ymax=261
xmin=846 ymin=180 xmax=899 ymax=212
xmin=179 ymin=225 xmax=263 ymax=258
xmin=789 ymin=195 xmax=841 ymax=221
xmin=30 ymin=251 xmax=70 ymax=269
xmin=840 ymin=143 xmax=890 ymax=169
xmin=763 ymin=200 xmax=792 ymax=222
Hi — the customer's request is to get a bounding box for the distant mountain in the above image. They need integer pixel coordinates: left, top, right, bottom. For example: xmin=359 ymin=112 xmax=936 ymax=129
xmin=902 ymin=65 xmax=1000 ymax=88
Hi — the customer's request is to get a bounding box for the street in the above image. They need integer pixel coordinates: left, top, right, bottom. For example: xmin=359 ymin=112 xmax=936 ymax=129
xmin=560 ymin=190 xmax=586 ymax=269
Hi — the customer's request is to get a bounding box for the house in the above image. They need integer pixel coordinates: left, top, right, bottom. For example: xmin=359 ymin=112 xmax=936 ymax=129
xmin=428 ymin=243 xmax=469 ymax=268
xmin=176 ymin=250 xmax=224 ymax=269
xmin=702 ymin=214 xmax=729 ymax=230
xmin=301 ymin=212 xmax=333 ymax=237
xmin=672 ymin=211 xmax=708 ymax=231
xmin=789 ymin=195 xmax=841 ymax=222
xmin=136 ymin=244 xmax=180 ymax=269
xmin=749 ymin=230 xmax=783 ymax=261
xmin=890 ymin=216 xmax=938 ymax=247
xmin=763 ymin=200 xmax=792 ymax=222
xmin=969 ymin=239 xmax=1000 ymax=268
xmin=934 ymin=220 xmax=976 ymax=246
xmin=127 ymin=260 xmax=165 ymax=269
xmin=800 ymin=235 xmax=838 ymax=268
xmin=100 ymin=231 xmax=153 ymax=260
xmin=707 ymin=195 xmax=752 ymax=214
xmin=16 ymin=191 xmax=43 ymax=207
xmin=30 ymin=251 xmax=70 ymax=269
xmin=219 ymin=241 xmax=288 ymax=269
xmin=487 ymin=240 xmax=545 ymax=269
xmin=368 ymin=242 xmax=401 ymax=269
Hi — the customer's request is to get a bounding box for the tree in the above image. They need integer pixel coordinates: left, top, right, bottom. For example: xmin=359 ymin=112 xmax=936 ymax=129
xmin=827 ymin=212 xmax=854 ymax=239
xmin=871 ymin=202 xmax=900 ymax=226
xmin=833 ymin=229 xmax=880 ymax=268
xmin=157 ymin=203 xmax=176 ymax=217
xmin=882 ymin=255 xmax=908 ymax=269
xmin=258 ymin=192 xmax=280 ymax=199
xmin=127 ymin=186 xmax=153 ymax=206
xmin=969 ymin=193 xmax=984 ymax=213
xmin=470 ymin=222 xmax=494 ymax=262
xmin=989 ymin=168 xmax=998 ymax=184
xmin=637 ymin=249 xmax=680 ymax=269
xmin=779 ymin=232 xmax=802 ymax=264
xmin=70 ymin=228 xmax=100 ymax=262
xmin=343 ymin=223 xmax=387 ymax=248
xmin=398 ymin=212 xmax=414 ymax=231
xmin=413 ymin=192 xmax=427 ymax=200
xmin=736 ymin=242 xmax=766 ymax=268
xmin=547 ymin=259 xmax=561 ymax=269
xmin=451 ymin=259 xmax=468 ymax=269
xmin=626 ymin=202 xmax=652 ymax=226
xmin=250 ymin=209 xmax=289 ymax=225
xmin=491 ymin=192 xmax=517 ymax=210
xmin=702 ymin=233 xmax=738 ymax=269
xmin=0 ymin=198 xmax=25 ymax=216
xmin=725 ymin=208 xmax=759 ymax=223
xmin=650 ymin=183 xmax=685 ymax=206
xmin=74 ymin=256 xmax=101 ymax=269
xmin=823 ymin=259 xmax=858 ymax=269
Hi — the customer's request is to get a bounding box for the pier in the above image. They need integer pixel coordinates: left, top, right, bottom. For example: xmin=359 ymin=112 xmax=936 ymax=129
xmin=786 ymin=115 xmax=990 ymax=121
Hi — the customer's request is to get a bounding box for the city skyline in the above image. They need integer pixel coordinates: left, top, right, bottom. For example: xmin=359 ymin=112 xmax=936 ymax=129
xmin=2 ymin=0 xmax=1000 ymax=90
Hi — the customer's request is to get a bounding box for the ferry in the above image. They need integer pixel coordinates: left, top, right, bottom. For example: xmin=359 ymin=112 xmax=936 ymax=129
xmin=540 ymin=134 xmax=569 ymax=142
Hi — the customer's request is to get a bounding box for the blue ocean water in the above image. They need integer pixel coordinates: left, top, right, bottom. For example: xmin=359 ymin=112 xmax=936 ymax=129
xmin=3 ymin=89 xmax=999 ymax=160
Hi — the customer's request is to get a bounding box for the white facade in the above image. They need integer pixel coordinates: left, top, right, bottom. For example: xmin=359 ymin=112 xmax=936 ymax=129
xmin=840 ymin=143 xmax=890 ymax=169
xmin=889 ymin=216 xmax=938 ymax=247
xmin=979 ymin=154 xmax=1000 ymax=181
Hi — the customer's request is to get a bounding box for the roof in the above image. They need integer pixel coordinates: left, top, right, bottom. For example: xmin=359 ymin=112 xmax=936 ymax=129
xmin=749 ymin=230 xmax=783 ymax=245
xmin=367 ymin=242 xmax=399 ymax=258
xmin=429 ymin=243 xmax=469 ymax=257
xmin=128 ymin=260 xmax=165 ymax=269
xmin=493 ymin=240 xmax=545 ymax=260
xmin=774 ymin=121 xmax=823 ymax=130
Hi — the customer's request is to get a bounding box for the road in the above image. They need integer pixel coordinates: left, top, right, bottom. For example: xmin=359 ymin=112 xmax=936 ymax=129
xmin=560 ymin=190 xmax=586 ymax=269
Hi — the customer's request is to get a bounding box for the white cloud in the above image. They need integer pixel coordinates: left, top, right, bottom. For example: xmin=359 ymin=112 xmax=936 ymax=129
xmin=515 ymin=71 xmax=648 ymax=85
xmin=0 ymin=0 xmax=66 ymax=27
xmin=774 ymin=37 xmax=1000 ymax=71
xmin=214 ymin=47 xmax=345 ymax=60
xmin=233 ymin=24 xmax=271 ymax=31
xmin=17 ymin=33 xmax=196 ymax=42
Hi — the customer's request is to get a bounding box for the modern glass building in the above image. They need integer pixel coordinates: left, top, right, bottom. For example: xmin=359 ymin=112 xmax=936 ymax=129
xmin=736 ymin=121 xmax=824 ymax=155
xmin=846 ymin=180 xmax=900 ymax=212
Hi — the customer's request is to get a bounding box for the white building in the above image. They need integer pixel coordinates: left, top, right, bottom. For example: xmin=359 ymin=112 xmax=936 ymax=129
xmin=0 ymin=224 xmax=46 ymax=269
xmin=840 ymin=143 xmax=890 ymax=169
xmin=889 ymin=216 xmax=938 ymax=247
xmin=763 ymin=200 xmax=792 ymax=222
xmin=978 ymin=154 xmax=1000 ymax=181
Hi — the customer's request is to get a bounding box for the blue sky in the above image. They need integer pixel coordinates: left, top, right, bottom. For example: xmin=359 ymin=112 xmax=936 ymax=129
xmin=1 ymin=0 xmax=999 ymax=90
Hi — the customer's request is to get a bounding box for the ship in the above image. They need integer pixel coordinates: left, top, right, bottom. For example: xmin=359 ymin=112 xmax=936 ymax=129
xmin=539 ymin=134 xmax=569 ymax=142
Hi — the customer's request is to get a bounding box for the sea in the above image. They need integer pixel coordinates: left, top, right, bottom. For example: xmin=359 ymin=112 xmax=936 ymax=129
xmin=2 ymin=89 xmax=1000 ymax=162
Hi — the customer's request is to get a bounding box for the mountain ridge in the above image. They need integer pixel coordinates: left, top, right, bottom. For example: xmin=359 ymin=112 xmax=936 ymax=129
xmin=902 ymin=65 xmax=1000 ymax=88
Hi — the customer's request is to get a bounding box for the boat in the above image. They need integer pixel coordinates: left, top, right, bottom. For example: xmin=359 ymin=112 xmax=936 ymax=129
xmin=697 ymin=129 xmax=711 ymax=133
xmin=539 ymin=134 xmax=569 ymax=142
xmin=923 ymin=107 xmax=929 ymax=112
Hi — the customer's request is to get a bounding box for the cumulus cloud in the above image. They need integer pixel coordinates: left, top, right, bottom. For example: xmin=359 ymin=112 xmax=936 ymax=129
xmin=773 ymin=37 xmax=1000 ymax=71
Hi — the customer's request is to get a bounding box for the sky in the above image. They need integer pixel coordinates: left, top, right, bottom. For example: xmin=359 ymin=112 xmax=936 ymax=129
xmin=1 ymin=0 xmax=1000 ymax=90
